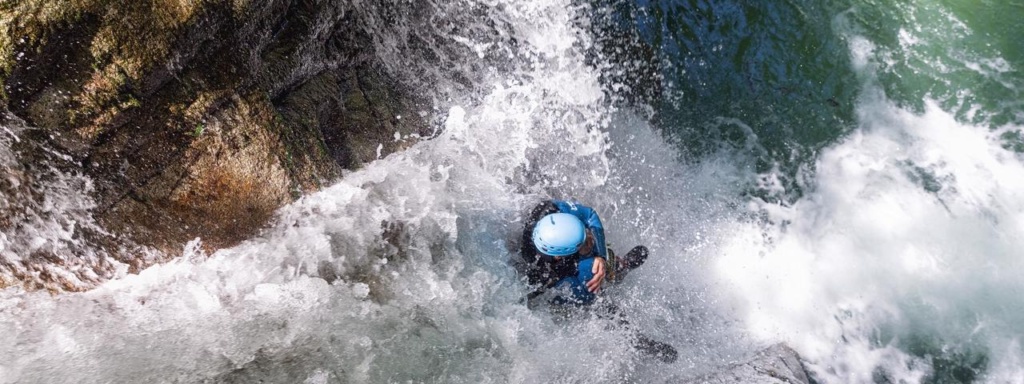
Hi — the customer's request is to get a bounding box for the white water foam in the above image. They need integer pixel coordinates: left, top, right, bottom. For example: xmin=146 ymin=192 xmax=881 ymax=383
xmin=0 ymin=115 xmax=130 ymax=290
xmin=0 ymin=1 xmax=753 ymax=382
xmin=717 ymin=10 xmax=1024 ymax=383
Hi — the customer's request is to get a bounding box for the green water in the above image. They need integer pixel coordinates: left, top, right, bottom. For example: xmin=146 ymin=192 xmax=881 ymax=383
xmin=613 ymin=0 xmax=1022 ymax=202
xmin=608 ymin=1 xmax=1024 ymax=382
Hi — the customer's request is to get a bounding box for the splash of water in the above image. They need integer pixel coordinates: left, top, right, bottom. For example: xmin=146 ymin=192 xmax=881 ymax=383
xmin=717 ymin=4 xmax=1024 ymax=383
xmin=0 ymin=0 xmax=751 ymax=382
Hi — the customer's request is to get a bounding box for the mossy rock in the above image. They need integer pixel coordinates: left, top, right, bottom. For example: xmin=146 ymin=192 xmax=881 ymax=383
xmin=0 ymin=0 xmax=431 ymax=290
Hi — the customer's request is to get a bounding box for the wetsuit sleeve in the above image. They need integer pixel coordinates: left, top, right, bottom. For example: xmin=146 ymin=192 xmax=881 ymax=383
xmin=520 ymin=200 xmax=559 ymax=264
xmin=552 ymin=200 xmax=607 ymax=259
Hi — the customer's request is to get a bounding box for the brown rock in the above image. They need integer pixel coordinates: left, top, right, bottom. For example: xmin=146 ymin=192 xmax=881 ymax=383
xmin=0 ymin=0 xmax=431 ymax=290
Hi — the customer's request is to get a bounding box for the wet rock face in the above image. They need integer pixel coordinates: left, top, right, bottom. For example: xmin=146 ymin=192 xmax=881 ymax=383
xmin=684 ymin=344 xmax=813 ymax=384
xmin=0 ymin=0 xmax=431 ymax=291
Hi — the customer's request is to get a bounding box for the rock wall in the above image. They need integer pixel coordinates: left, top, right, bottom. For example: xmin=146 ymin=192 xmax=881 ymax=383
xmin=684 ymin=344 xmax=814 ymax=384
xmin=0 ymin=0 xmax=431 ymax=291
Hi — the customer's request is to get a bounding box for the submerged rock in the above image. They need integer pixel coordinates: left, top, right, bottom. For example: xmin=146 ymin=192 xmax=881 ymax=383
xmin=685 ymin=344 xmax=813 ymax=384
xmin=0 ymin=0 xmax=431 ymax=291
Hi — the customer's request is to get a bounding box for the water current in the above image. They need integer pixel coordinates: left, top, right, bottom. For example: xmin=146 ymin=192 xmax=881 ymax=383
xmin=2 ymin=0 xmax=1023 ymax=383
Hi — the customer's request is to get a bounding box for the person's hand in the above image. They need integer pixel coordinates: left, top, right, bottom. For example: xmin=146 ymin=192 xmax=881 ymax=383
xmin=586 ymin=257 xmax=606 ymax=293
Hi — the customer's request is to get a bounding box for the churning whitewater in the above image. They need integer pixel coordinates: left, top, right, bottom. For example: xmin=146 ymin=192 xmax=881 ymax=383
xmin=1 ymin=1 xmax=748 ymax=382
xmin=3 ymin=0 xmax=1024 ymax=383
xmin=717 ymin=2 xmax=1024 ymax=380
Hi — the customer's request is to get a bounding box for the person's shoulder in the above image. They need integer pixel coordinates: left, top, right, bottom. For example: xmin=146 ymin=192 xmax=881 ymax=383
xmin=553 ymin=199 xmax=579 ymax=211
xmin=555 ymin=199 xmax=594 ymax=211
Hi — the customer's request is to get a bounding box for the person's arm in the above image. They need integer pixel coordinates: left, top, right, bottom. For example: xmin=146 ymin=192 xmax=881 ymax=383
xmin=552 ymin=200 xmax=607 ymax=258
xmin=589 ymin=258 xmax=606 ymax=291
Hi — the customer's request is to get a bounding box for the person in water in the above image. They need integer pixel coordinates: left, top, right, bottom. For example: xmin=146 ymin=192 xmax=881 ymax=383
xmin=519 ymin=199 xmax=677 ymax=363
xmin=519 ymin=199 xmax=648 ymax=305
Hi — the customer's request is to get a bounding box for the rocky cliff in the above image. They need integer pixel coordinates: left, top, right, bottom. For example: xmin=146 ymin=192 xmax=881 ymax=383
xmin=685 ymin=344 xmax=814 ymax=384
xmin=0 ymin=0 xmax=431 ymax=291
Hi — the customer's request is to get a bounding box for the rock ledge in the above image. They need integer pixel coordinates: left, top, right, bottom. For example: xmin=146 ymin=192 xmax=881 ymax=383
xmin=685 ymin=344 xmax=813 ymax=384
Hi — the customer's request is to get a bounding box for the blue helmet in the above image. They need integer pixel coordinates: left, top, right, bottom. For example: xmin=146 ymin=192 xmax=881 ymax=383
xmin=532 ymin=213 xmax=585 ymax=257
